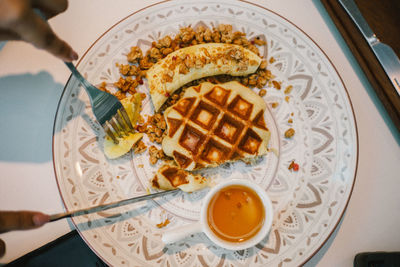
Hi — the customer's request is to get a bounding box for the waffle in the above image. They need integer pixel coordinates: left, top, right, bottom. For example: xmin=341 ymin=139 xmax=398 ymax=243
xmin=151 ymin=164 xmax=208 ymax=192
xmin=162 ymin=81 xmax=270 ymax=170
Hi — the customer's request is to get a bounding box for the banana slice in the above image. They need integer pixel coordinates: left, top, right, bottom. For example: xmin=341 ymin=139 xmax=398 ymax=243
xmin=104 ymin=132 xmax=143 ymax=159
xmin=151 ymin=164 xmax=208 ymax=192
xmin=120 ymin=92 xmax=141 ymax=125
xmin=147 ymin=43 xmax=261 ymax=111
xmin=103 ymin=93 xmax=143 ymax=159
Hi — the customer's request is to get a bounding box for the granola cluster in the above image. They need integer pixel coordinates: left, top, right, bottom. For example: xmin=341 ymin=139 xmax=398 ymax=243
xmin=132 ymin=113 xmax=170 ymax=164
xmin=142 ymin=114 xmax=167 ymax=144
xmin=175 ymin=25 xmax=263 ymax=52
xmin=133 ymin=140 xmax=147 ymax=154
xmin=284 ymin=128 xmax=295 ymax=139
xmin=148 ymin=145 xmax=167 ymax=165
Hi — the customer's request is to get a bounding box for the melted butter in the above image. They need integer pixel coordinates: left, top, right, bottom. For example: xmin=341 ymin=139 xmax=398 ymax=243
xmin=207 ymin=185 xmax=265 ymax=242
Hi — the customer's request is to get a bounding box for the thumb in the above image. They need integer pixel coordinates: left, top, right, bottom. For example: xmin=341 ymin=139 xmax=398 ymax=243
xmin=0 ymin=238 xmax=5 ymax=258
xmin=0 ymin=211 xmax=50 ymax=234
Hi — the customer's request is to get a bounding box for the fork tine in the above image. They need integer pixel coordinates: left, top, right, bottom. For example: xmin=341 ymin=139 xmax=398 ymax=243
xmin=115 ymin=113 xmax=130 ymax=135
xmin=109 ymin=118 xmax=122 ymax=138
xmin=119 ymin=108 xmax=135 ymax=131
xmin=103 ymin=123 xmax=119 ymax=144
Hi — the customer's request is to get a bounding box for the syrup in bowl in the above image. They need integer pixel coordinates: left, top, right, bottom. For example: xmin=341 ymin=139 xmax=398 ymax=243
xmin=162 ymin=179 xmax=273 ymax=249
xmin=207 ymin=184 xmax=265 ymax=243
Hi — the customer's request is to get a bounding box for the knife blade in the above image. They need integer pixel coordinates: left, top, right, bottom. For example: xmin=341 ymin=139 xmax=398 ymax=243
xmin=49 ymin=189 xmax=180 ymax=222
xmin=338 ymin=0 xmax=400 ymax=96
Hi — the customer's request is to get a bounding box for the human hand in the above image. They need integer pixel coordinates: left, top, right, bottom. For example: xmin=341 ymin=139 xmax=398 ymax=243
xmin=0 ymin=0 xmax=78 ymax=62
xmin=0 ymin=211 xmax=49 ymax=257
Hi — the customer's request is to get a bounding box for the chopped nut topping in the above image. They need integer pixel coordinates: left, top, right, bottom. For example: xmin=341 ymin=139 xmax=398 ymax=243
xmin=133 ymin=140 xmax=147 ymax=154
xmin=247 ymin=44 xmax=259 ymax=55
xmin=143 ymin=114 xmax=167 ymax=144
xmin=162 ymin=47 xmax=173 ymax=56
xmin=227 ymin=47 xmax=244 ymax=61
xmin=271 ymin=102 xmax=279 ymax=108
xmin=118 ymin=64 xmax=140 ymax=76
xmin=256 ymin=76 xmax=267 ymax=88
xmin=194 ymin=26 xmax=206 ymax=43
xmin=272 ymin=80 xmax=281 ymax=90
xmin=168 ymin=62 xmax=177 ymax=71
xmin=114 ymin=90 xmax=126 ymax=100
xmin=149 ymin=145 xmax=166 ymax=164
xmin=149 ymin=47 xmax=162 ymax=60
xmin=159 ymin=35 xmax=172 ymax=48
xmin=114 ymin=76 xmax=138 ymax=94
xmin=178 ymin=27 xmax=196 ymax=43
xmin=179 ymin=64 xmax=190 ymax=74
xmin=249 ymin=59 xmax=258 ymax=66
xmin=259 ymin=59 xmax=267 ymax=69
xmin=156 ymin=218 xmax=170 ymax=228
xmin=284 ymin=85 xmax=293 ymax=94
xmin=284 ymin=128 xmax=295 ymax=138
xmin=237 ymin=60 xmax=249 ymax=71
xmin=139 ymin=56 xmax=154 ymax=70
xmin=127 ymin=46 xmax=143 ymax=63
xmin=98 ymin=81 xmax=111 ymax=94
xmin=184 ymin=54 xmax=195 ymax=68
xmin=269 ymin=57 xmax=276 ymax=64
xmin=203 ymin=28 xmax=212 ymax=42
xmin=162 ymin=71 xmax=174 ymax=83
xmin=248 ymin=73 xmax=258 ymax=86
xmin=212 ymin=29 xmax=221 ymax=42
xmin=258 ymin=89 xmax=267 ymax=97
xmin=195 ymin=57 xmax=204 ymax=68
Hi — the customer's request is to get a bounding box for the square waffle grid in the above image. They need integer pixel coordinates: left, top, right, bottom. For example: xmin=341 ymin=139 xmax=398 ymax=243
xmin=165 ymin=84 xmax=270 ymax=170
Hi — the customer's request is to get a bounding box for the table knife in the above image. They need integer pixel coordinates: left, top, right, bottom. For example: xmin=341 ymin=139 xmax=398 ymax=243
xmin=49 ymin=189 xmax=180 ymax=222
xmin=338 ymin=0 xmax=400 ymax=96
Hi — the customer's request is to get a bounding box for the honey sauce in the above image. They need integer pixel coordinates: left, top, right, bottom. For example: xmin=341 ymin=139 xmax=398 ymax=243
xmin=207 ymin=185 xmax=265 ymax=242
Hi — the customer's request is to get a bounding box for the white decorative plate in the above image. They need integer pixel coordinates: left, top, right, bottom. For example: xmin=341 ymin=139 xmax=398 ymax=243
xmin=53 ymin=1 xmax=358 ymax=266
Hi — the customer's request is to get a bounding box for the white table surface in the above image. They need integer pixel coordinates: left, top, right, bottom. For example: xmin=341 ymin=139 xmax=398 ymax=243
xmin=0 ymin=0 xmax=399 ymax=266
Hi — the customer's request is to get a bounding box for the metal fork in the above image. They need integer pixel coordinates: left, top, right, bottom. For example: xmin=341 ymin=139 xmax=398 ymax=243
xmin=65 ymin=62 xmax=134 ymax=143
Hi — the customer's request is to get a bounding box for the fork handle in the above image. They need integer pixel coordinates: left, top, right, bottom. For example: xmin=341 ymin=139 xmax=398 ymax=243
xmin=65 ymin=62 xmax=98 ymax=95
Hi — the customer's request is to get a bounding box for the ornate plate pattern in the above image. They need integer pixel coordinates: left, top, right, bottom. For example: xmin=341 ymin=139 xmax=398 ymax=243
xmin=53 ymin=1 xmax=358 ymax=266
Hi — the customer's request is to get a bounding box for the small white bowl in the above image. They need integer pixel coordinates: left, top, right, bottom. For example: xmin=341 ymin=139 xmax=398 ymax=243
xmin=162 ymin=179 xmax=274 ymax=250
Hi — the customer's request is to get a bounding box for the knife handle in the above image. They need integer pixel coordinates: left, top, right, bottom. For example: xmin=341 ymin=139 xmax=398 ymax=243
xmin=338 ymin=0 xmax=378 ymax=45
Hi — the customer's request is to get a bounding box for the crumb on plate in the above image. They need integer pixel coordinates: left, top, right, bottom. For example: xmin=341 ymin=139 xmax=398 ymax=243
xmin=284 ymin=128 xmax=295 ymax=138
xmin=288 ymin=160 xmax=299 ymax=171
xmin=156 ymin=218 xmax=170 ymax=228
